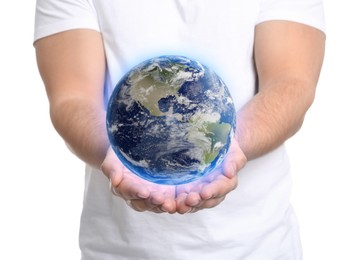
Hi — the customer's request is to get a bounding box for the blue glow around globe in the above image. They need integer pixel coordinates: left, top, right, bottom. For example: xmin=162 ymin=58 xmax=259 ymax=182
xmin=106 ymin=55 xmax=236 ymax=185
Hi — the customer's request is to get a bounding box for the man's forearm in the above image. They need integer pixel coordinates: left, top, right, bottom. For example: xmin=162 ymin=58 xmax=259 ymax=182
xmin=50 ymin=98 xmax=109 ymax=169
xmin=239 ymin=21 xmax=325 ymax=160
xmin=236 ymin=78 xmax=315 ymax=160
xmin=35 ymin=30 xmax=108 ymax=169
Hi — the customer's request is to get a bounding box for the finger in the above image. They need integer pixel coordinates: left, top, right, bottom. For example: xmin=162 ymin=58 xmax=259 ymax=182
xmin=129 ymin=199 xmax=151 ymax=212
xmin=222 ymin=139 xmax=247 ymax=178
xmin=176 ymin=192 xmax=193 ymax=214
xmin=114 ymin=180 xmax=150 ymax=200
xmin=149 ymin=198 xmax=176 ymax=214
xmin=198 ymin=196 xmax=226 ymax=210
xmin=149 ymin=191 xmax=166 ymax=205
xmin=129 ymin=192 xmax=172 ymax=213
xmin=109 ymin=178 xmax=122 ymax=197
xmin=185 ymin=192 xmax=201 ymax=207
xmin=183 ymin=195 xmax=226 ymax=213
xmin=161 ymin=198 xmax=177 ymax=214
xmin=150 ymin=207 xmax=167 ymax=214
xmin=200 ymin=174 xmax=238 ymax=200
xmin=128 ymin=197 xmax=161 ymax=212
xmin=101 ymin=149 xmax=124 ymax=186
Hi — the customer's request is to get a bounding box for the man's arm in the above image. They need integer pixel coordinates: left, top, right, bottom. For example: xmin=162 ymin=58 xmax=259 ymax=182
xmin=179 ymin=21 xmax=325 ymax=212
xmin=35 ymin=29 xmax=108 ymax=169
xmin=35 ymin=30 xmax=177 ymax=213
xmin=237 ymin=21 xmax=326 ymax=160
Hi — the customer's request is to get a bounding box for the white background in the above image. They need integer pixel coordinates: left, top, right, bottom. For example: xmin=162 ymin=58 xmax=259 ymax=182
xmin=0 ymin=1 xmax=356 ymax=259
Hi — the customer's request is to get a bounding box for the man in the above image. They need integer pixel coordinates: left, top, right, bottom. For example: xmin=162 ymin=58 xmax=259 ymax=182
xmin=34 ymin=0 xmax=325 ymax=259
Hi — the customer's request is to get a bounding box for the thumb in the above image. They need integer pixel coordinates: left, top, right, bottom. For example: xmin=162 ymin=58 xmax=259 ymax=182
xmin=101 ymin=147 xmax=123 ymax=187
xmin=223 ymin=139 xmax=247 ymax=178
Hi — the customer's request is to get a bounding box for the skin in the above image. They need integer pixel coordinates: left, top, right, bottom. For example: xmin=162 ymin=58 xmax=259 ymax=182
xmin=35 ymin=20 xmax=325 ymax=214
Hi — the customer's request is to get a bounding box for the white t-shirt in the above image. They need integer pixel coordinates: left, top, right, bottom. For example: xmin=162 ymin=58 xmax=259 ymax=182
xmin=34 ymin=1 xmax=325 ymax=259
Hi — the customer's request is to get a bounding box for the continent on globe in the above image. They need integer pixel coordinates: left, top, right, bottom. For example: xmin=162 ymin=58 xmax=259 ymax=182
xmin=106 ymin=55 xmax=236 ymax=185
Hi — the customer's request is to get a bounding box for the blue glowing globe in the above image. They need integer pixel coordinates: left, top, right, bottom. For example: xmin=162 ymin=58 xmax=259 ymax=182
xmin=106 ymin=55 xmax=236 ymax=185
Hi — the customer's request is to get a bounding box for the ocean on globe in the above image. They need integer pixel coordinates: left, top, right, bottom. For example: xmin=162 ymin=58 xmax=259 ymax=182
xmin=106 ymin=55 xmax=236 ymax=185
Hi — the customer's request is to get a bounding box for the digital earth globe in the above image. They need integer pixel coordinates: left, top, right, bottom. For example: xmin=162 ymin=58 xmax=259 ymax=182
xmin=106 ymin=55 xmax=236 ymax=185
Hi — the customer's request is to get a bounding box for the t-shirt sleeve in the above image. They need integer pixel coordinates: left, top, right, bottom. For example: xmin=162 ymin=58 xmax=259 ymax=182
xmin=256 ymin=0 xmax=325 ymax=32
xmin=34 ymin=0 xmax=100 ymax=42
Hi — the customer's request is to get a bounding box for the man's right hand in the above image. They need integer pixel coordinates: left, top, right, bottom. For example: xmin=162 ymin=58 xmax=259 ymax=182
xmin=101 ymin=148 xmax=177 ymax=214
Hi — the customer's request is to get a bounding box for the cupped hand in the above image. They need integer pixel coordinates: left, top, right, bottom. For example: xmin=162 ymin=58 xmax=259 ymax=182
xmin=175 ymin=138 xmax=247 ymax=214
xmin=101 ymin=148 xmax=176 ymax=214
